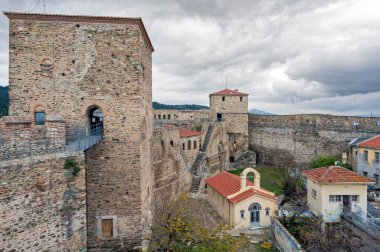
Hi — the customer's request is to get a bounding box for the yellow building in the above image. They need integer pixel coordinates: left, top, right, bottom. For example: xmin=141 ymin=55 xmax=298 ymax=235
xmin=303 ymin=166 xmax=374 ymax=222
xmin=205 ymin=168 xmax=277 ymax=228
xmin=357 ymin=135 xmax=380 ymax=188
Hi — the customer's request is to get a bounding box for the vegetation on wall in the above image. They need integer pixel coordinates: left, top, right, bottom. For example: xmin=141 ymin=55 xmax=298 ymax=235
xmin=64 ymin=158 xmax=81 ymax=176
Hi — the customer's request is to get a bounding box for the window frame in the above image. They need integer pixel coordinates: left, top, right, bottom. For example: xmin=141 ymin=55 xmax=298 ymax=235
xmin=351 ymin=195 xmax=359 ymax=202
xmin=240 ymin=210 xmax=245 ymax=219
xmin=312 ymin=189 xmax=317 ymax=199
xmin=375 ymin=152 xmax=380 ymax=163
xmin=329 ymin=195 xmax=342 ymax=202
xmin=265 ymin=207 xmax=270 ymax=216
xmin=364 ymin=151 xmax=368 ymax=161
xmin=35 ymin=111 xmax=46 ymax=125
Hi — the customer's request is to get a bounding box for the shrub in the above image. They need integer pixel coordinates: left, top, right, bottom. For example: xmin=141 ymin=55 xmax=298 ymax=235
xmin=72 ymin=166 xmax=81 ymax=176
xmin=64 ymin=158 xmax=75 ymax=169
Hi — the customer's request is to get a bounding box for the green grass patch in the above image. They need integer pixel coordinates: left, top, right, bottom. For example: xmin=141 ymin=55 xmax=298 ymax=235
xmin=228 ymin=166 xmax=285 ymax=196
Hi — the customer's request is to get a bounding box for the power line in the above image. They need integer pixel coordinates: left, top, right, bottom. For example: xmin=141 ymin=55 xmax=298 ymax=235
xmin=27 ymin=0 xmax=41 ymax=12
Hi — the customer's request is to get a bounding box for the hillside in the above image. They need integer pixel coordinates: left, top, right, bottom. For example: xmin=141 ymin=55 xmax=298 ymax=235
xmin=249 ymin=108 xmax=274 ymax=115
xmin=153 ymin=102 xmax=209 ymax=110
xmin=0 ymin=86 xmax=9 ymax=116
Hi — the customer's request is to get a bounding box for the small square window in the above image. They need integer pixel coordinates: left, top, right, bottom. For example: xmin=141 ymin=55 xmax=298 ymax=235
xmin=35 ymin=112 xmax=46 ymax=125
xmin=351 ymin=195 xmax=359 ymax=202
xmin=265 ymin=207 xmax=270 ymax=216
xmin=363 ymin=171 xmax=368 ymax=177
xmin=240 ymin=210 xmax=245 ymax=218
xmin=222 ymin=96 xmax=225 ymax=101
xmin=240 ymin=96 xmax=242 ymax=101
xmin=312 ymin=189 xmax=317 ymax=199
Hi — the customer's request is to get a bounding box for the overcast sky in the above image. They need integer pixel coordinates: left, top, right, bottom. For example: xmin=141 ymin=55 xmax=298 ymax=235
xmin=1 ymin=0 xmax=380 ymax=115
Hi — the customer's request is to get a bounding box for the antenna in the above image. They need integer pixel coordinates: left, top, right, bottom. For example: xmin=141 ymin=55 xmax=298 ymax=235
xmin=225 ymin=75 xmax=228 ymax=89
xmin=43 ymin=0 xmax=46 ymax=13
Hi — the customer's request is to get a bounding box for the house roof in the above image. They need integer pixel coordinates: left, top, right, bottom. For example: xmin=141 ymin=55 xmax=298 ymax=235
xmin=3 ymin=11 xmax=154 ymax=52
xmin=357 ymin=135 xmax=380 ymax=150
xmin=205 ymin=172 xmax=276 ymax=204
xmin=178 ymin=128 xmax=204 ymax=138
xmin=303 ymin=166 xmax=374 ymax=184
xmin=349 ymin=137 xmax=370 ymax=147
xmin=209 ymin=88 xmax=248 ymax=97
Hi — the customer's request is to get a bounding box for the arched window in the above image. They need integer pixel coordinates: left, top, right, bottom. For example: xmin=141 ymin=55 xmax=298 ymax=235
xmin=188 ymin=140 xmax=191 ymax=150
xmin=240 ymin=210 xmax=245 ymax=219
xmin=248 ymin=203 xmax=262 ymax=211
xmin=265 ymin=207 xmax=270 ymax=216
xmin=170 ymin=140 xmax=174 ymax=147
xmin=35 ymin=111 xmax=46 ymax=125
xmin=182 ymin=143 xmax=185 ymax=150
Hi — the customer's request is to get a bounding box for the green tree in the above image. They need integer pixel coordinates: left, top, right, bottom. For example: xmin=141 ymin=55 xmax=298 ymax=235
xmin=149 ymin=193 xmax=248 ymax=251
xmin=310 ymin=156 xmax=352 ymax=170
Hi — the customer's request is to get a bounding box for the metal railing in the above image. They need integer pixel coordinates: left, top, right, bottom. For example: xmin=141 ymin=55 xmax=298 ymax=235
xmin=66 ymin=123 xmax=103 ymax=152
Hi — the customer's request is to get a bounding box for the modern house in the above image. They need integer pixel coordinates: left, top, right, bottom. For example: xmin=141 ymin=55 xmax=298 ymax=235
xmin=303 ymin=166 xmax=374 ymax=222
xmin=205 ymin=168 xmax=277 ymax=228
xmin=357 ymin=135 xmax=380 ymax=201
xmin=346 ymin=137 xmax=369 ymax=171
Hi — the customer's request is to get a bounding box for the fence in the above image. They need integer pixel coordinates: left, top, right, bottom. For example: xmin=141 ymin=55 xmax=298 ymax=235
xmin=342 ymin=205 xmax=380 ymax=241
xmin=0 ymin=123 xmax=103 ymax=161
xmin=270 ymin=217 xmax=304 ymax=252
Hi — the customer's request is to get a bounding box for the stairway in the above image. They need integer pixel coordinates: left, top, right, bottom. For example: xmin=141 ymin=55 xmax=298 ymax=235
xmin=189 ymin=123 xmax=215 ymax=193
xmin=189 ymin=177 xmax=202 ymax=193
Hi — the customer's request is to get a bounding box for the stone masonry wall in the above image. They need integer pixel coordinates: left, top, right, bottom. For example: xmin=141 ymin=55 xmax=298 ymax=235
xmin=154 ymin=109 xmax=210 ymax=122
xmin=0 ymin=116 xmax=66 ymax=160
xmin=249 ymin=114 xmax=380 ymax=166
xmin=0 ymin=152 xmax=86 ymax=252
xmin=205 ymin=122 xmax=229 ymax=175
xmin=6 ymin=14 xmax=154 ymax=251
xmin=153 ymin=127 xmax=191 ymax=202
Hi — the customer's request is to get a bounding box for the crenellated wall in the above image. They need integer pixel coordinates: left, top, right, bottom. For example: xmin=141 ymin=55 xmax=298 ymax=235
xmin=249 ymin=114 xmax=380 ymax=166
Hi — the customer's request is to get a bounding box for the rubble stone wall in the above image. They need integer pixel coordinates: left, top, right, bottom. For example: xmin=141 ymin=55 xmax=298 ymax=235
xmin=0 ymin=152 xmax=86 ymax=252
xmin=249 ymin=114 xmax=380 ymax=166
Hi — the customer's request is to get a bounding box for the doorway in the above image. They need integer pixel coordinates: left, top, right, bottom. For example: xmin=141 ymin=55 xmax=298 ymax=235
xmin=249 ymin=203 xmax=261 ymax=228
xmin=343 ymin=195 xmax=350 ymax=209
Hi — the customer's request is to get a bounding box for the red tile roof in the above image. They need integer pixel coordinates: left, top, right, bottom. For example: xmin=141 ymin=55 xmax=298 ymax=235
xmin=205 ymin=172 xmax=276 ymax=204
xmin=209 ymin=88 xmax=248 ymax=96
xmin=179 ymin=128 xmax=204 ymax=138
xmin=303 ymin=166 xmax=374 ymax=184
xmin=3 ymin=11 xmax=154 ymax=52
xmin=357 ymin=135 xmax=380 ymax=150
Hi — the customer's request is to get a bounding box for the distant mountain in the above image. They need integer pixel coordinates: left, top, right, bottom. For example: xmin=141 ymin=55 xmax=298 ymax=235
xmin=248 ymin=108 xmax=274 ymax=115
xmin=153 ymin=102 xmax=209 ymax=110
xmin=0 ymin=85 xmax=9 ymax=117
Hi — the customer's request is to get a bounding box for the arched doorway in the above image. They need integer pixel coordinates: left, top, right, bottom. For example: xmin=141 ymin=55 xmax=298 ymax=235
xmin=88 ymin=107 xmax=104 ymax=135
xmin=249 ymin=203 xmax=261 ymax=228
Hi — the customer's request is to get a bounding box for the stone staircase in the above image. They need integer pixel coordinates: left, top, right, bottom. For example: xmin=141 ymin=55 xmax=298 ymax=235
xmin=189 ymin=177 xmax=202 ymax=193
xmin=189 ymin=123 xmax=215 ymax=193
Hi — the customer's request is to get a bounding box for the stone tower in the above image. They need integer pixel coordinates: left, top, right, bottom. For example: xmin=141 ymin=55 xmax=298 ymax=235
xmin=209 ymin=88 xmax=249 ymax=161
xmin=5 ymin=12 xmax=154 ymax=250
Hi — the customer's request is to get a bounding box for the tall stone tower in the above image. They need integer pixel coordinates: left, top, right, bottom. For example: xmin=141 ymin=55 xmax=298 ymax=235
xmin=5 ymin=12 xmax=154 ymax=250
xmin=209 ymin=88 xmax=249 ymax=162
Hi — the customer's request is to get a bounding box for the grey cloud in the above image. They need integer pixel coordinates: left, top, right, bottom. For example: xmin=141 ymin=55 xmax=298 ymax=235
xmin=1 ymin=0 xmax=379 ymax=115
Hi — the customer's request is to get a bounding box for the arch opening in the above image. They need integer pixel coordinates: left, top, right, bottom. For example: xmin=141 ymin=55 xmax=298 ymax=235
xmin=88 ymin=106 xmax=104 ymax=136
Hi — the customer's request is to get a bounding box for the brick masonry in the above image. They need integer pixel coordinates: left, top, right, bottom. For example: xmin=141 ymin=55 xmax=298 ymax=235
xmin=0 ymin=152 xmax=86 ymax=252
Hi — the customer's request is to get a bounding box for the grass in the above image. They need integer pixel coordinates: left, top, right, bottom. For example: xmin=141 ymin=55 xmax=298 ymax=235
xmin=228 ymin=166 xmax=285 ymax=196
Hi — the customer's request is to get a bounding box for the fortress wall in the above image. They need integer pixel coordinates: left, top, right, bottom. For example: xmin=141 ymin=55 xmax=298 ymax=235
xmin=152 ymin=128 xmax=191 ymax=202
xmin=0 ymin=153 xmax=86 ymax=252
xmin=205 ymin=123 xmax=229 ymax=175
xmin=249 ymin=114 xmax=380 ymax=166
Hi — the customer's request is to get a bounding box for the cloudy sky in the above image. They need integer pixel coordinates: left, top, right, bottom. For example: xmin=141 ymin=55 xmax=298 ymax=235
xmin=1 ymin=0 xmax=380 ymax=115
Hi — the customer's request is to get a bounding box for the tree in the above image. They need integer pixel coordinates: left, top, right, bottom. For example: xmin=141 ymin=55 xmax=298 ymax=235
xmin=310 ymin=156 xmax=352 ymax=170
xmin=149 ymin=193 xmax=248 ymax=251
